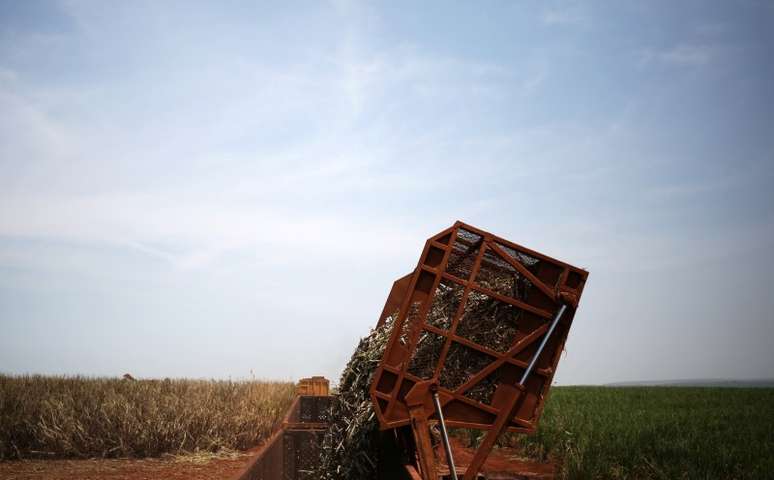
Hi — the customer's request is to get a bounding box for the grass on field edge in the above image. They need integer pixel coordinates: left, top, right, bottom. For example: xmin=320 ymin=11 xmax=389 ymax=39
xmin=456 ymin=386 xmax=774 ymax=480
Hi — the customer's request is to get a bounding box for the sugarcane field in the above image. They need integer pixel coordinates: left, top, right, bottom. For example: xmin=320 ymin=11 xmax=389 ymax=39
xmin=2 ymin=2 xmax=773 ymax=480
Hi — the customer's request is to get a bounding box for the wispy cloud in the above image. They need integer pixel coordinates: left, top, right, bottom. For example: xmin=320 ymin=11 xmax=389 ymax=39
xmin=694 ymin=22 xmax=726 ymax=37
xmin=541 ymin=5 xmax=589 ymax=27
xmin=639 ymin=44 xmax=715 ymax=67
xmin=659 ymin=44 xmax=714 ymax=66
xmin=0 ymin=9 xmax=523 ymax=273
xmin=0 ymin=67 xmax=17 ymax=83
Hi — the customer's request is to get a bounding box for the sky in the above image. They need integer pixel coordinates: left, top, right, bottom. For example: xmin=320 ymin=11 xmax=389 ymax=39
xmin=1 ymin=1 xmax=772 ymax=385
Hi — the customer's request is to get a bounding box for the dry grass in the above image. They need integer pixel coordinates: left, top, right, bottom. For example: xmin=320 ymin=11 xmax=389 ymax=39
xmin=0 ymin=374 xmax=295 ymax=460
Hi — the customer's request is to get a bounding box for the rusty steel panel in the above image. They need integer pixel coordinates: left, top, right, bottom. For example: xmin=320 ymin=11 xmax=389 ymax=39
xmin=234 ymin=428 xmax=284 ymax=480
xmin=234 ymin=395 xmax=330 ymax=480
xmin=370 ymin=221 xmax=588 ymax=434
xmin=377 ymin=272 xmax=414 ymax=329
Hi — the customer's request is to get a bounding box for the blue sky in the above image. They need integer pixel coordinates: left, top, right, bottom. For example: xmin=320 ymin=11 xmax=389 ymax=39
xmin=1 ymin=1 xmax=772 ymax=384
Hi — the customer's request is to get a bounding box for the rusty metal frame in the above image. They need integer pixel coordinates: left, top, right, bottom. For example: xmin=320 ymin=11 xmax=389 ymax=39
xmin=234 ymin=395 xmax=331 ymax=480
xmin=369 ymin=221 xmax=588 ymax=478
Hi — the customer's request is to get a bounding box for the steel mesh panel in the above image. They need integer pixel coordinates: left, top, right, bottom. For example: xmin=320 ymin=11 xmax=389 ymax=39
xmin=464 ymin=370 xmax=502 ymax=405
xmin=495 ymin=242 xmax=538 ymax=266
xmin=315 ymin=398 xmax=331 ymax=423
xmin=299 ymin=396 xmax=332 ymax=423
xmin=283 ymin=434 xmax=295 ymax=479
xmin=456 ymin=290 xmax=520 ymax=353
xmin=408 ymin=330 xmax=446 ymax=379
xmin=475 ymin=248 xmax=531 ymax=302
xmin=292 ymin=430 xmax=322 ymax=479
xmin=446 ymin=228 xmax=482 ymax=280
xmin=457 ymin=228 xmax=483 ymax=244
xmin=299 ymin=397 xmax=313 ymax=423
xmin=399 ymin=301 xmax=422 ymax=346
xmin=425 ymin=280 xmax=464 ymax=330
xmin=439 ymin=342 xmax=495 ymax=394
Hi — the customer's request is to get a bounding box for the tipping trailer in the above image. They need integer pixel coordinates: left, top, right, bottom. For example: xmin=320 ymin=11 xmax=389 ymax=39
xmin=235 ymin=221 xmax=588 ymax=480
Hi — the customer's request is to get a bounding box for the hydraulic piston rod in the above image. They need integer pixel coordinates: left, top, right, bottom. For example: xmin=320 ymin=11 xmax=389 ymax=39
xmin=432 ymin=385 xmax=458 ymax=480
xmin=519 ymin=303 xmax=567 ymax=386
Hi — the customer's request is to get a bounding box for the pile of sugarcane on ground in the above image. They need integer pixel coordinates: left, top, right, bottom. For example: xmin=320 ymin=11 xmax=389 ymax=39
xmin=316 ymin=274 xmax=525 ymax=480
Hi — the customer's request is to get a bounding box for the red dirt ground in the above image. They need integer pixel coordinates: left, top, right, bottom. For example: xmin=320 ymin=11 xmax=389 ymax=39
xmin=0 ymin=438 xmax=552 ymax=480
xmin=440 ymin=438 xmax=555 ymax=479
xmin=0 ymin=454 xmax=254 ymax=480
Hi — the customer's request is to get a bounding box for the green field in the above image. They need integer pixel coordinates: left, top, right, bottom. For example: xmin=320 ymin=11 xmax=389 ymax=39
xmin=498 ymin=386 xmax=774 ymax=479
